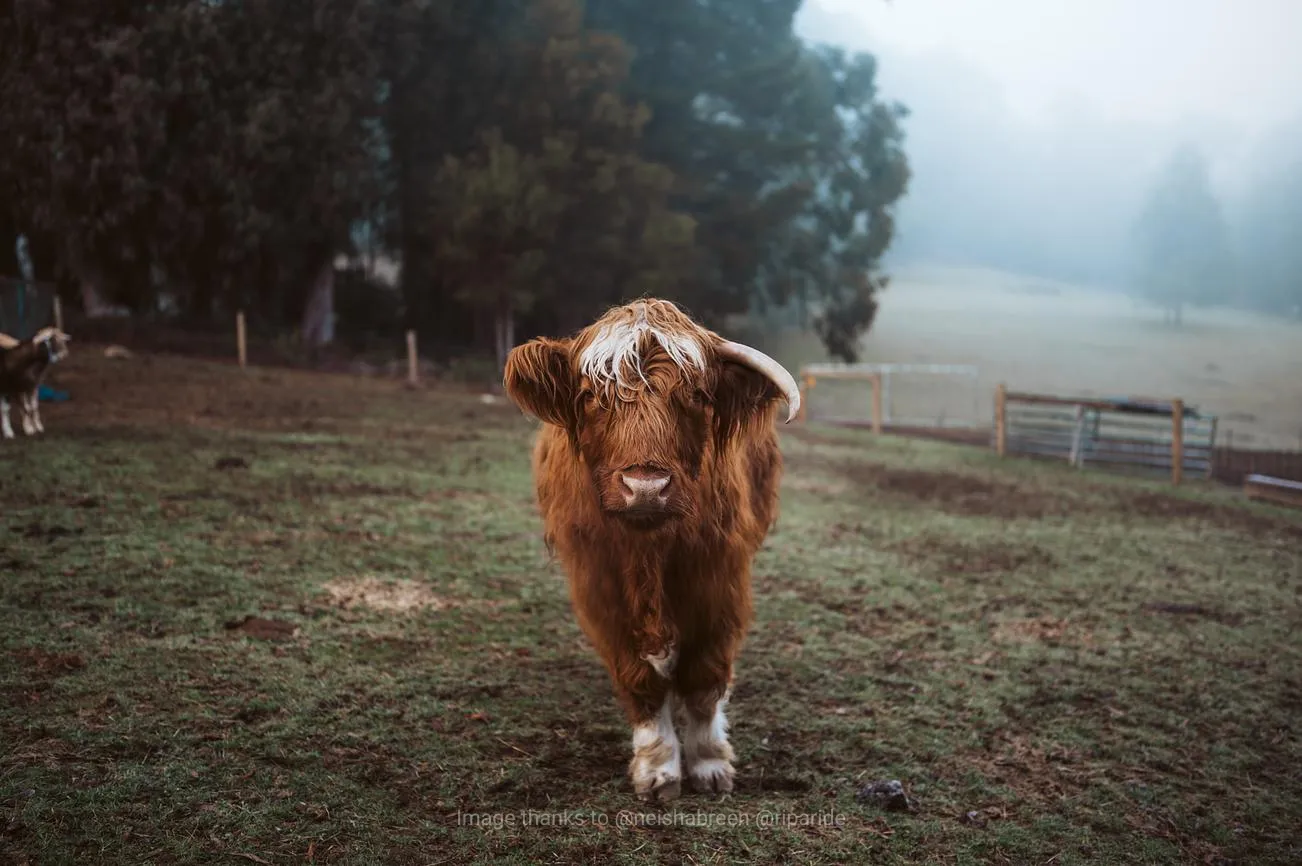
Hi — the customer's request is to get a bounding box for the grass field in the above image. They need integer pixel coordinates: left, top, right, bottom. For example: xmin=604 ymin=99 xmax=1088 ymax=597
xmin=759 ymin=264 xmax=1302 ymax=449
xmin=3 ymin=348 xmax=1301 ymax=865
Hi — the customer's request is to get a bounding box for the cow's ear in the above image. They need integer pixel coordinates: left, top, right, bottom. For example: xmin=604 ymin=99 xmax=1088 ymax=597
xmin=504 ymin=338 xmax=578 ymax=429
xmin=711 ymin=359 xmax=781 ymax=442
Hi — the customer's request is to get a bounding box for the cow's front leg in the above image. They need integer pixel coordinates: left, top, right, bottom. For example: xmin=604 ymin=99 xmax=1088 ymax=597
xmin=611 ymin=651 xmax=682 ymax=802
xmin=630 ymin=695 xmax=682 ymax=802
xmin=29 ymin=389 xmax=44 ymax=433
xmin=1 ymin=398 xmax=13 ymax=439
xmin=676 ymin=646 xmax=738 ymax=795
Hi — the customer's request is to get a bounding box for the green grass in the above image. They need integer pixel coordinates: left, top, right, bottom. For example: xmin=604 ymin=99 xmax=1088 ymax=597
xmin=2 ymin=349 xmax=1301 ymax=864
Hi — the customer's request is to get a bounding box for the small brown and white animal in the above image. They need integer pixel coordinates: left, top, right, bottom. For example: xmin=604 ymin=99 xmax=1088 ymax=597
xmin=0 ymin=327 xmax=71 ymax=439
xmin=503 ymin=299 xmax=800 ymax=802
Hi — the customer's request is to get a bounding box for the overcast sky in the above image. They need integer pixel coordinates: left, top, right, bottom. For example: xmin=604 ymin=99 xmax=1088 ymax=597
xmin=807 ymin=0 xmax=1302 ymax=136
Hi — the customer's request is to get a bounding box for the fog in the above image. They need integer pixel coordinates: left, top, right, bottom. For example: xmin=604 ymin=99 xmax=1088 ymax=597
xmin=795 ymin=0 xmax=1302 ymax=289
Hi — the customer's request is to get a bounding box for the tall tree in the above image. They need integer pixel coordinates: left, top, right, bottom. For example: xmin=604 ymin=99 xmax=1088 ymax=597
xmin=580 ymin=0 xmax=910 ymax=358
xmin=1128 ymin=145 xmax=1236 ymax=325
xmin=428 ymin=0 xmax=697 ymax=368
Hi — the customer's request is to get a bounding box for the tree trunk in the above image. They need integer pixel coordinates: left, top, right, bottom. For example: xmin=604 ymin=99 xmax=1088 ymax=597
xmin=79 ymin=266 xmax=115 ymax=318
xmin=493 ymin=300 xmax=515 ymax=376
xmin=301 ymin=259 xmax=336 ymax=348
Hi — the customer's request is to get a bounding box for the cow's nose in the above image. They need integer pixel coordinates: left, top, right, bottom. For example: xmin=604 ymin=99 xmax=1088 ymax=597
xmin=620 ymin=468 xmax=671 ymax=506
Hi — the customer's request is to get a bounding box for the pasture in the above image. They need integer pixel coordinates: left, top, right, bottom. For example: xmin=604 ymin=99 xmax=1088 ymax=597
xmin=2 ymin=348 xmax=1301 ymax=865
xmin=760 ymin=265 xmax=1302 ymax=449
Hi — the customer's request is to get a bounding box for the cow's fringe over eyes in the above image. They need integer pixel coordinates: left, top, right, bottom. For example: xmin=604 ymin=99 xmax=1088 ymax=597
xmin=578 ymin=301 xmax=706 ymax=402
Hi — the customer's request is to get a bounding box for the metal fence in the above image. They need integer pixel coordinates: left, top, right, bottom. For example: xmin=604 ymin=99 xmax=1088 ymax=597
xmin=0 ymin=277 xmax=58 ymax=340
xmin=996 ymin=389 xmax=1218 ymax=481
xmin=798 ymin=362 xmax=983 ymax=430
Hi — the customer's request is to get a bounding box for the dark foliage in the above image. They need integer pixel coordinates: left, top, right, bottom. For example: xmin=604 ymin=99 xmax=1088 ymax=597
xmin=0 ymin=0 xmax=910 ymax=361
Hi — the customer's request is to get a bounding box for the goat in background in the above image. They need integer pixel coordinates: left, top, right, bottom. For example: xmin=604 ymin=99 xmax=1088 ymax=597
xmin=1 ymin=327 xmax=71 ymax=439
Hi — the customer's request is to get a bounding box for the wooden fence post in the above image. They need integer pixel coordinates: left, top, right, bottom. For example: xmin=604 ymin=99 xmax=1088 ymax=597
xmin=53 ymin=296 xmax=63 ymax=332
xmin=236 ymin=311 xmax=247 ymax=369
xmin=870 ymin=372 xmax=883 ymax=434
xmin=1205 ymin=416 xmax=1219 ymax=480
xmin=1171 ymin=398 xmax=1184 ymax=486
xmin=994 ymin=383 xmax=1007 ymax=457
xmin=406 ymin=329 xmax=418 ymax=387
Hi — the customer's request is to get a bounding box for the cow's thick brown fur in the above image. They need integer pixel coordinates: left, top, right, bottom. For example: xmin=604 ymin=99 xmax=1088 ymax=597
xmin=503 ymin=299 xmax=793 ymax=801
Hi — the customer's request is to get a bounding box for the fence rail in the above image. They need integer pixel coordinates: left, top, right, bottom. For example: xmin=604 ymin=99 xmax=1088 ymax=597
xmin=995 ymin=386 xmax=1216 ymax=484
xmin=794 ymin=369 xmax=1301 ymax=491
xmin=798 ymin=362 xmax=982 ymax=431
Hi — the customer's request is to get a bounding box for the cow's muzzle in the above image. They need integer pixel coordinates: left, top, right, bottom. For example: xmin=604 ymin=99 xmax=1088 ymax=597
xmin=618 ymin=465 xmax=673 ymax=512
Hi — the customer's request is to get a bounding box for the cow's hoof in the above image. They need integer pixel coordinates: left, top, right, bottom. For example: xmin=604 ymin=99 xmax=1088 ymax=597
xmin=634 ymin=772 xmax=682 ymax=803
xmin=687 ymin=758 xmax=735 ymax=794
xmin=631 ymin=749 xmax=682 ymax=803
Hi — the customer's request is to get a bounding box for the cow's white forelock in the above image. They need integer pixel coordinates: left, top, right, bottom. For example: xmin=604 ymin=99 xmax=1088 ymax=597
xmin=578 ymin=305 xmax=705 ymax=399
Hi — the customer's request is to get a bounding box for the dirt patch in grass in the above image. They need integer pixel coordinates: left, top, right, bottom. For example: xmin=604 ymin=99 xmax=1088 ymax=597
xmin=888 ymin=533 xmax=1060 ymax=576
xmin=785 ymin=449 xmax=1083 ymax=519
xmin=11 ymin=648 xmax=86 ymax=677
xmin=1120 ymin=491 xmax=1302 ymax=540
xmin=857 ymin=465 xmax=1080 ymax=519
xmin=4 ymin=649 xmax=87 ymax=708
xmin=320 ymin=575 xmax=504 ymax=615
xmin=224 ymin=615 xmax=300 ymax=641
xmin=1141 ymin=601 xmax=1244 ymax=627
xmin=991 ymin=615 xmax=1094 ymax=648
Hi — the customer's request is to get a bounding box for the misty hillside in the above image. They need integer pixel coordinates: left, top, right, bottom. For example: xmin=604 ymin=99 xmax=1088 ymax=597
xmin=794 ymin=0 xmax=1302 ymax=299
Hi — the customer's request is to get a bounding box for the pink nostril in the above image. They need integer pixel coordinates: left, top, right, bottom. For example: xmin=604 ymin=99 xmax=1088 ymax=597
xmin=620 ymin=469 xmax=671 ymax=500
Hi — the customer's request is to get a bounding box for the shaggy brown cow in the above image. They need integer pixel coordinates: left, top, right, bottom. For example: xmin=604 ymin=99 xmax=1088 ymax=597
xmin=503 ymin=299 xmax=800 ymax=802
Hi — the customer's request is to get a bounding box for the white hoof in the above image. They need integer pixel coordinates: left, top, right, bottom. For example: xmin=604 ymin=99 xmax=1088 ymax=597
xmin=687 ymin=757 xmax=735 ymax=794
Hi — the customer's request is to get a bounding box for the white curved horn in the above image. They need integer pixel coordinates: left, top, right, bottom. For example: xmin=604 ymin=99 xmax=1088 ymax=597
xmin=716 ymin=340 xmax=802 ymax=423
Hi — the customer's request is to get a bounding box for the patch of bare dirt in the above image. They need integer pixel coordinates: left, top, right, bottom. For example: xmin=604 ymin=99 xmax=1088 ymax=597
xmin=857 ymin=465 xmax=1078 ymax=519
xmin=1141 ymin=601 xmax=1244 ymax=627
xmin=11 ymin=648 xmax=86 ymax=677
xmin=785 ymin=450 xmax=1082 ymax=519
xmin=991 ymin=615 xmax=1094 ymax=648
xmin=1121 ymin=491 xmax=1302 ymax=540
xmin=888 ymin=533 xmax=1060 ymax=577
xmin=223 ymin=615 xmax=299 ymax=641
xmin=4 ymin=649 xmax=87 ymax=707
xmin=320 ymin=575 xmax=503 ymax=614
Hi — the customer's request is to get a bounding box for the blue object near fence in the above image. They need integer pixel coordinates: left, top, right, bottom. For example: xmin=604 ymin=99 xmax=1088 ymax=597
xmin=39 ymin=385 xmax=69 ymax=403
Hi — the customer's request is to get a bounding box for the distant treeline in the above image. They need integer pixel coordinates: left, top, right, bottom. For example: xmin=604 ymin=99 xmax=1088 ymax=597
xmin=0 ymin=0 xmax=912 ymax=364
xmin=1127 ymin=144 xmax=1302 ymax=323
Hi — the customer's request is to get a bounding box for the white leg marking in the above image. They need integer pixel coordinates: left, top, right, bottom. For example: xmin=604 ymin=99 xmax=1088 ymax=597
xmin=683 ymin=691 xmax=736 ymax=794
xmin=1 ymin=398 xmax=13 ymax=439
xmin=629 ymin=698 xmax=682 ymax=802
xmin=641 ymin=644 xmax=678 ymax=679
xmin=19 ymin=392 xmax=35 ymax=436
xmin=30 ymin=390 xmax=43 ymax=433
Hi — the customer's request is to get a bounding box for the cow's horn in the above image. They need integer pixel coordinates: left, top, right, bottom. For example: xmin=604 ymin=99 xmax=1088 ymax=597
xmin=716 ymin=341 xmax=802 ymax=423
